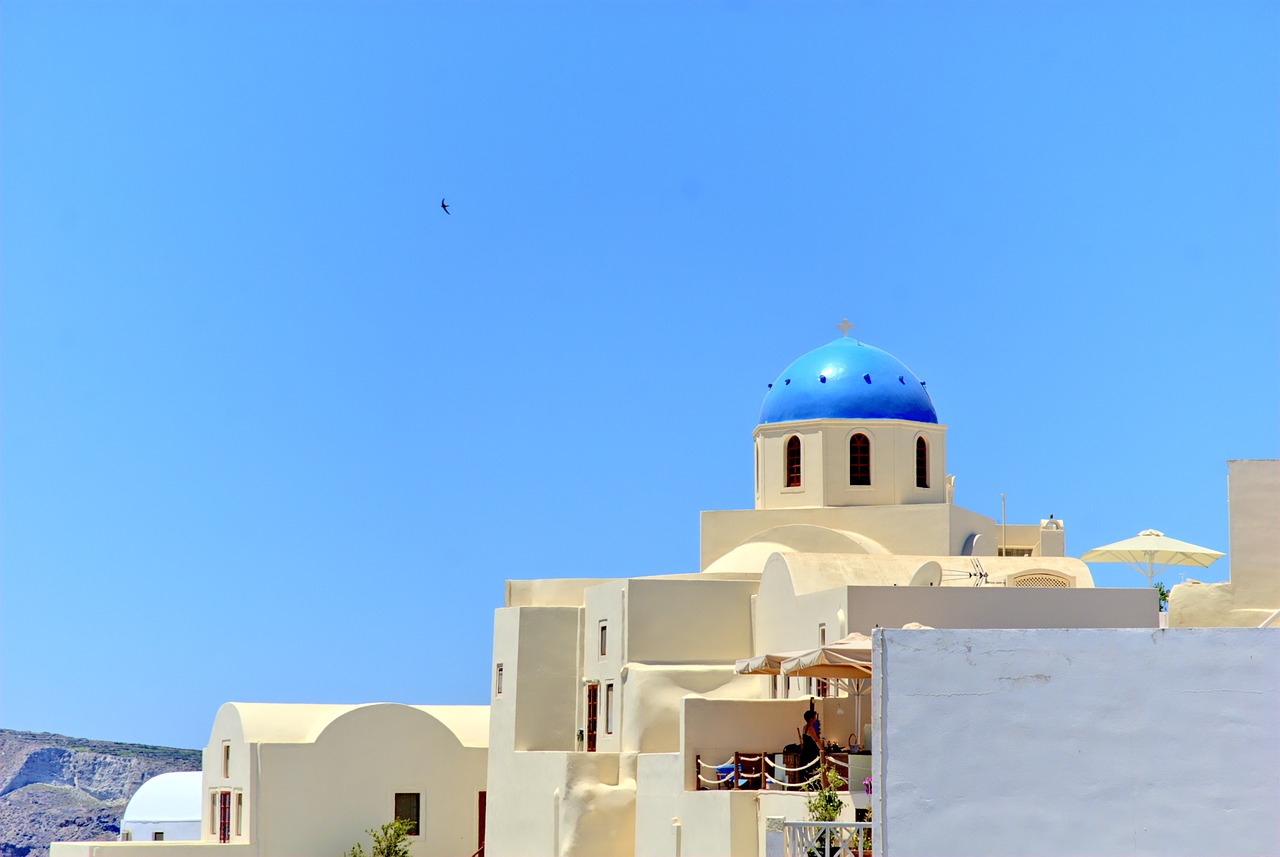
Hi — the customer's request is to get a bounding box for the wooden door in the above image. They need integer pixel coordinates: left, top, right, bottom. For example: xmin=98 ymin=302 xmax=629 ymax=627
xmin=585 ymin=684 xmax=598 ymax=752
xmin=218 ymin=791 xmax=231 ymax=843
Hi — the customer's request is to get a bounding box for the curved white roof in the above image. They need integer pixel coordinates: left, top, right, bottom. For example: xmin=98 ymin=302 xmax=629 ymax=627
xmin=215 ymin=702 xmax=489 ymax=748
xmin=122 ymin=771 xmax=202 ymax=823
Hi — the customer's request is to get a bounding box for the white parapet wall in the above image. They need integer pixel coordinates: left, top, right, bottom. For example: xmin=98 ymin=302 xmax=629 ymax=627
xmin=873 ymin=627 xmax=1280 ymax=857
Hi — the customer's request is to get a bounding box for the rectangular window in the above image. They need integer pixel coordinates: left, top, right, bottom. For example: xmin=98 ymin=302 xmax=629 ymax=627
xmin=153 ymin=832 xmax=165 ymax=842
xmin=495 ymin=663 xmax=504 ymax=697
xmin=122 ymin=831 xmax=132 ymax=842
xmin=210 ymin=793 xmax=217 ymax=835
xmin=605 ymin=683 xmax=614 ymax=734
xmin=598 ymin=621 xmax=608 ymax=659
xmin=998 ymin=547 xmax=1034 ymax=557
xmin=818 ymin=623 xmax=826 ymax=645
xmin=394 ymin=793 xmax=421 ymax=836
xmin=222 ymin=743 xmax=230 ymax=779
xmin=235 ymin=792 xmax=243 ymax=836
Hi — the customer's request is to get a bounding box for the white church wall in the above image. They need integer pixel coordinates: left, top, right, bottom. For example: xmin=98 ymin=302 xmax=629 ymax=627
xmin=873 ymin=627 xmax=1280 ymax=857
xmin=754 ymin=419 xmax=948 ymax=510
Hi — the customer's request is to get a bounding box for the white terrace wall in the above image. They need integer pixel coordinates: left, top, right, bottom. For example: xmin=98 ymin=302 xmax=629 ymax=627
xmin=873 ymin=628 xmax=1280 ymax=857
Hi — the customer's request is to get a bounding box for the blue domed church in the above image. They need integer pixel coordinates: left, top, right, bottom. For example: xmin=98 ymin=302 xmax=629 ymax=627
xmin=754 ymin=331 xmax=946 ymax=510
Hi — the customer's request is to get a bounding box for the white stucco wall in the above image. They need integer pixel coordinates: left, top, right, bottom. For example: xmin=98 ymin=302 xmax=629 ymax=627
xmin=873 ymin=628 xmax=1280 ymax=857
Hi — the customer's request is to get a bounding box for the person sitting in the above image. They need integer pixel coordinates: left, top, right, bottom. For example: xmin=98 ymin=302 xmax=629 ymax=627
xmin=799 ymin=709 xmax=822 ymax=784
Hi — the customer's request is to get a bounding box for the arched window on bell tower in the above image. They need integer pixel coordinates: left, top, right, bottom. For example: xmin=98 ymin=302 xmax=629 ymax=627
xmin=915 ymin=436 xmax=929 ymax=488
xmin=785 ymin=436 xmax=802 ymax=487
xmin=849 ymin=434 xmax=870 ymax=486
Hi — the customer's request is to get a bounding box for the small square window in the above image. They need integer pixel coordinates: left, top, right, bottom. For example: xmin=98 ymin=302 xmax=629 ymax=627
xmin=495 ymin=663 xmax=504 ymax=697
xmin=394 ymin=793 xmax=420 ymax=836
xmin=152 ymin=832 xmax=165 ymax=842
xmin=598 ymin=621 xmax=608 ymax=659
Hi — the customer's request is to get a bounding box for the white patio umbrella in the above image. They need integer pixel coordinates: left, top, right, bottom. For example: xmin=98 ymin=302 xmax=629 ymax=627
xmin=1082 ymin=528 xmax=1224 ymax=585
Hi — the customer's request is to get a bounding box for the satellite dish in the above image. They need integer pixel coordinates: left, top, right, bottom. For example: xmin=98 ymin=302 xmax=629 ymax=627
xmin=908 ymin=561 xmax=942 ymax=587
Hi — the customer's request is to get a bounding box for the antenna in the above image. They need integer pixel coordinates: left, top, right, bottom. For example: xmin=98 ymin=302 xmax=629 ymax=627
xmin=1001 ymin=493 xmax=1007 ymax=558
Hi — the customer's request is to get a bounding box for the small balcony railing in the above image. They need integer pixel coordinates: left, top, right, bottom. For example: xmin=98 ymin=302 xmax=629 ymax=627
xmin=783 ymin=821 xmax=872 ymax=857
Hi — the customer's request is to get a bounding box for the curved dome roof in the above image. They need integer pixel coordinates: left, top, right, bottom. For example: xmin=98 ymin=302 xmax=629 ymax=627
xmin=122 ymin=771 xmax=202 ymax=822
xmin=759 ymin=336 xmax=937 ymax=424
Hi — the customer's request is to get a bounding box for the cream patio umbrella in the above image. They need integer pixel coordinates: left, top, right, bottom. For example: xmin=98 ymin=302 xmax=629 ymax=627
xmin=734 ymin=650 xmax=810 ymax=676
xmin=778 ymin=632 xmax=874 ymax=679
xmin=779 ymin=633 xmax=874 ymax=751
xmin=1082 ymin=528 xmax=1224 ymax=585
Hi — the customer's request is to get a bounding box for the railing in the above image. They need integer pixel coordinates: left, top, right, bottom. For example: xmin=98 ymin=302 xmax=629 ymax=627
xmin=694 ymin=751 xmax=868 ymax=791
xmin=783 ymin=821 xmax=872 ymax=857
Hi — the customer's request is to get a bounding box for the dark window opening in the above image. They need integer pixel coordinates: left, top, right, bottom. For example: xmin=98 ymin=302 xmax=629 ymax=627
xmin=785 ymin=436 xmax=802 ymax=487
xmin=916 ymin=437 xmax=929 ymax=488
xmin=394 ymin=793 xmax=421 ymax=836
xmin=849 ymin=434 xmax=870 ymax=486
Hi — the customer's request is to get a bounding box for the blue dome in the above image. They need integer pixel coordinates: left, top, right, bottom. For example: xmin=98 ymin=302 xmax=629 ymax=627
xmin=759 ymin=337 xmax=937 ymax=424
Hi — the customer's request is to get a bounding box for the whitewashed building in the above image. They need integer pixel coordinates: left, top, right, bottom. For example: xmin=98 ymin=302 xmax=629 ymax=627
xmin=51 ymin=332 xmax=1278 ymax=857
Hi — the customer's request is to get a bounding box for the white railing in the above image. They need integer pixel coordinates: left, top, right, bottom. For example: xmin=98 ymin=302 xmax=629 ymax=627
xmin=783 ymin=821 xmax=871 ymax=856
xmin=783 ymin=821 xmax=872 ymax=857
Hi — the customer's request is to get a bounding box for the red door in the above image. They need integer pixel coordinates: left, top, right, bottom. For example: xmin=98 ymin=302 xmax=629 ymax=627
xmin=218 ymin=791 xmax=231 ymax=843
xmin=585 ymin=685 xmax=599 ymax=752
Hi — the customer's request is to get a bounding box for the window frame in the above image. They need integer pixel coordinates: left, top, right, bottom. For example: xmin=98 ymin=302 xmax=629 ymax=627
xmin=915 ymin=436 xmax=929 ymax=488
xmin=785 ymin=435 xmax=802 ymax=488
xmin=848 ymin=433 xmax=871 ymax=486
xmin=394 ymin=792 xmax=421 ymax=837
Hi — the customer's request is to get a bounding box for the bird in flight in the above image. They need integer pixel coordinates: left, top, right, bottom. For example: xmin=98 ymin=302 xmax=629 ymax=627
xmin=440 ymin=198 xmax=450 ymax=215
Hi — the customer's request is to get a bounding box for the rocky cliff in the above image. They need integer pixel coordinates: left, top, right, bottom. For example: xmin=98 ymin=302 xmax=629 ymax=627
xmin=0 ymin=730 xmax=201 ymax=857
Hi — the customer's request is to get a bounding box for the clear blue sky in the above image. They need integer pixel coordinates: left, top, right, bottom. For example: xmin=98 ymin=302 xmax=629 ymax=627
xmin=2 ymin=1 xmax=1276 ymax=750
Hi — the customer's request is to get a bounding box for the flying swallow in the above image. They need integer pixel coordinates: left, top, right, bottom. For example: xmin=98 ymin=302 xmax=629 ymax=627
xmin=441 ymin=198 xmax=450 ymax=215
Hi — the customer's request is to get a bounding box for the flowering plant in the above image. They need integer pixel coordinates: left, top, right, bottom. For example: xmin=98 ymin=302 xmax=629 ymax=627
xmin=863 ymin=776 xmax=873 ymax=795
